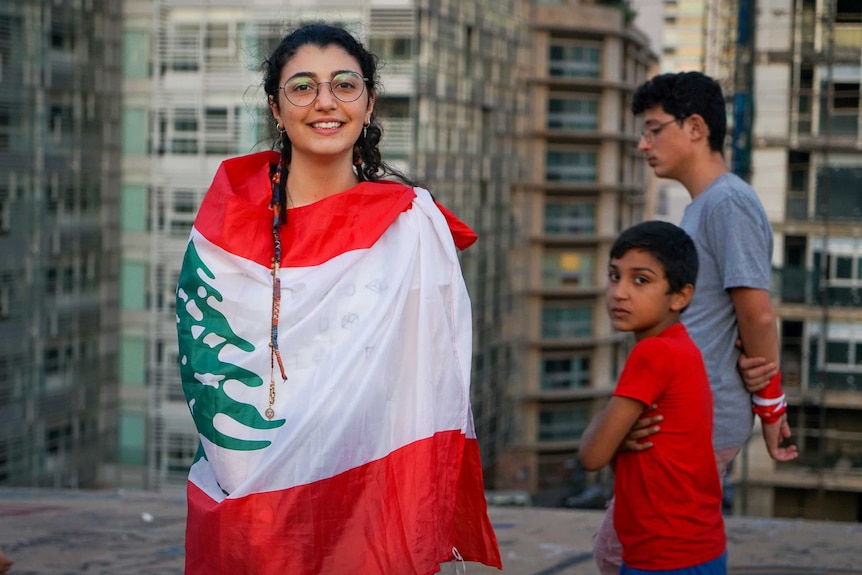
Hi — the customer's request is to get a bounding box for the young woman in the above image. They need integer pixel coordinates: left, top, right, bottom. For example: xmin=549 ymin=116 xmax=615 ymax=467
xmin=176 ymin=23 xmax=500 ymax=575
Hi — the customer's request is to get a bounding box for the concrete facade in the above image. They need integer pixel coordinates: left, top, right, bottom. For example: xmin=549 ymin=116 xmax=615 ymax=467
xmin=494 ymin=0 xmax=656 ymax=504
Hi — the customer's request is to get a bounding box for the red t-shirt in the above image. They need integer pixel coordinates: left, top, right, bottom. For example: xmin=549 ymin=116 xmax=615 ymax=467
xmin=613 ymin=323 xmax=726 ymax=570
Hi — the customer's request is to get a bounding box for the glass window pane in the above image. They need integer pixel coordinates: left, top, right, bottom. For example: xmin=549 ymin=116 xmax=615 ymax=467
xmin=119 ymin=413 xmax=146 ymax=465
xmin=541 ymin=356 xmax=590 ymax=389
xmin=542 ymin=250 xmax=594 ymax=287
xmin=120 ymin=336 xmax=147 ymax=386
xmin=826 ymin=341 xmax=850 ymax=364
xmin=549 ymin=42 xmax=601 ymax=78
xmin=544 ymin=203 xmax=595 ymax=234
xmin=121 ymin=185 xmax=147 ymax=232
xmin=123 ymin=29 xmax=149 ymax=78
xmin=548 ymin=97 xmax=598 ymax=130
xmin=542 ymin=306 xmax=592 ymax=338
xmin=122 ymin=108 xmax=147 ymax=155
xmin=546 ymin=150 xmax=597 ymax=182
xmin=538 ymin=407 xmax=589 ymax=440
xmin=121 ymin=261 xmax=146 ymax=310
xmin=835 ymin=256 xmax=853 ymax=279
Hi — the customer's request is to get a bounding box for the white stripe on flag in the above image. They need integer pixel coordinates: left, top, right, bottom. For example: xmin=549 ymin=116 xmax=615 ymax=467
xmin=184 ymin=191 xmax=474 ymax=501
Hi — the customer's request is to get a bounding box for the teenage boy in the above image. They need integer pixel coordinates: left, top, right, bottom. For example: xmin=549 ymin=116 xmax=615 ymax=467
xmin=580 ymin=220 xmax=726 ymax=574
xmin=592 ymin=70 xmax=798 ymax=575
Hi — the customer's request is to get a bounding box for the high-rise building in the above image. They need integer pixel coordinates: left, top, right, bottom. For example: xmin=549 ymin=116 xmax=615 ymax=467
xmin=119 ymin=0 xmax=525 ymax=490
xmin=657 ymin=0 xmax=736 ymax=79
xmin=494 ymin=0 xmax=657 ymax=505
xmin=0 ymin=1 xmax=122 ymax=487
xmin=739 ymin=0 xmax=862 ymax=522
xmin=634 ymin=0 xmax=862 ymax=523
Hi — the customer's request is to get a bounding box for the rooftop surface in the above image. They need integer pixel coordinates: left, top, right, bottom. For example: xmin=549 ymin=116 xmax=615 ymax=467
xmin=1 ymin=488 xmax=861 ymax=575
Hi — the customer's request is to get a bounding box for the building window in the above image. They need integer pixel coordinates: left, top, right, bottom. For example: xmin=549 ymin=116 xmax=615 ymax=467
xmin=367 ymin=37 xmax=413 ymax=61
xmin=0 ymin=196 xmax=9 ymax=235
xmin=819 ymin=80 xmax=859 ymax=137
xmin=120 ymin=336 xmax=147 ymax=387
xmin=122 ymin=108 xmax=148 ymax=155
xmin=166 ymin=432 xmax=198 ymax=477
xmin=205 ymin=23 xmax=234 ymax=66
xmin=541 ymin=355 xmax=591 ymax=390
xmin=814 ymin=249 xmax=862 ymax=284
xmin=546 ymin=149 xmax=597 ymax=182
xmin=119 ymin=413 xmax=146 ymax=465
xmin=204 ymin=107 xmax=237 ymax=155
xmin=123 ymin=29 xmax=150 ymax=78
xmin=120 ymin=261 xmax=147 ymax=310
xmin=170 ymin=24 xmax=200 ymax=72
xmin=814 ymin=166 xmax=862 ymax=219
xmin=173 ymin=108 xmax=198 ymax=154
xmin=542 ymin=250 xmax=595 ymax=288
xmin=809 ymin=321 xmax=862 ymax=390
xmin=549 ymin=41 xmax=600 ymax=78
xmin=121 ymin=185 xmax=148 ymax=233
xmin=542 ymin=305 xmax=593 ymax=339
xmin=786 ymin=151 xmax=810 ymax=219
xmin=544 ymin=202 xmax=596 ymax=235
xmin=835 ymin=0 xmax=862 ymax=51
xmin=538 ymin=406 xmax=590 ymax=441
xmin=547 ymin=96 xmax=598 ymax=131
xmin=0 ymin=283 xmax=9 ymax=320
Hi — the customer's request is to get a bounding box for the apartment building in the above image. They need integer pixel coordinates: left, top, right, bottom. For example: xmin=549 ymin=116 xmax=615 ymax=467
xmin=0 ymin=1 xmax=122 ymax=487
xmin=495 ymin=0 xmax=656 ymax=504
xmin=739 ymin=0 xmax=862 ymax=522
xmin=119 ymin=0 xmax=524 ymax=489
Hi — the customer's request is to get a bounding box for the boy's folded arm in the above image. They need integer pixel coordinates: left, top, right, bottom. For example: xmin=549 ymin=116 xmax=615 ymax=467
xmin=579 ymin=396 xmax=649 ymax=471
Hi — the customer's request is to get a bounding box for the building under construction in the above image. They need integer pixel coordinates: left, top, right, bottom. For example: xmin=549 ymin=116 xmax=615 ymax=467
xmin=644 ymin=0 xmax=862 ymax=521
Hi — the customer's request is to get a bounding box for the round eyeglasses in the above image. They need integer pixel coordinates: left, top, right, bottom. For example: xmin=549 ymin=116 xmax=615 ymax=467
xmin=279 ymin=71 xmax=368 ymax=107
xmin=640 ymin=118 xmax=680 ymax=143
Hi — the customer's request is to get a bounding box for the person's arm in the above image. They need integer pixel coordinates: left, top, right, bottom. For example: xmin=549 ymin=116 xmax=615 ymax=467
xmin=579 ymin=396 xmax=648 ymax=471
xmin=730 ymin=287 xmax=798 ymax=462
xmin=737 ymin=347 xmax=777 ymax=393
xmin=619 ymin=408 xmax=662 ymax=452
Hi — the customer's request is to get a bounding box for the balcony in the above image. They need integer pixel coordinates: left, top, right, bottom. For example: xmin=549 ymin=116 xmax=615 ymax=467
xmin=774 ymin=266 xmax=862 ymax=308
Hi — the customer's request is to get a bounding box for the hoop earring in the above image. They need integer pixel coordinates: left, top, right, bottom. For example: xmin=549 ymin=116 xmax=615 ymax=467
xmin=276 ymin=123 xmax=285 ymax=135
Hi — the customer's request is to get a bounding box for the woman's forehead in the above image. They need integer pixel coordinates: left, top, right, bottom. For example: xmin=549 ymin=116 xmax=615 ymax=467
xmin=281 ymin=44 xmax=360 ymax=79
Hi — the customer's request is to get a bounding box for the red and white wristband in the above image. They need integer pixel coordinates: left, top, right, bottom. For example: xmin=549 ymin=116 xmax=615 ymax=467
xmin=752 ymin=372 xmax=787 ymax=424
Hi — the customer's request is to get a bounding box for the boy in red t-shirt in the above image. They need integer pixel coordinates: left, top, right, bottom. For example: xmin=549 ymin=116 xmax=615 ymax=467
xmin=580 ymin=221 xmax=726 ymax=574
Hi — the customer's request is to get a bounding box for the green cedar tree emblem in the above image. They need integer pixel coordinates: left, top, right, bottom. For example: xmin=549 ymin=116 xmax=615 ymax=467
xmin=176 ymin=240 xmax=284 ymax=453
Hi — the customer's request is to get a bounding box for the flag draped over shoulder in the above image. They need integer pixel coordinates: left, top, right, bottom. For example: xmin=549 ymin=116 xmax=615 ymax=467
xmin=176 ymin=151 xmax=500 ymax=575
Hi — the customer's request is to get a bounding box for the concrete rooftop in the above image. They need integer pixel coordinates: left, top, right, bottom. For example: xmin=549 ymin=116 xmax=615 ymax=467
xmin=1 ymin=488 xmax=861 ymax=574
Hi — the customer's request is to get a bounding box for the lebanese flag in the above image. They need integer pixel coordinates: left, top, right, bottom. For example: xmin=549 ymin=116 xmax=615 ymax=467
xmin=176 ymin=151 xmax=500 ymax=575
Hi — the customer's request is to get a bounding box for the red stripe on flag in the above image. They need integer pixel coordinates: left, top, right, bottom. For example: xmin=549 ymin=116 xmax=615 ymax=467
xmin=194 ymin=151 xmax=415 ymax=268
xmin=434 ymin=200 xmax=478 ymax=250
xmin=194 ymin=152 xmax=477 ymax=268
xmin=185 ymin=432 xmax=501 ymax=575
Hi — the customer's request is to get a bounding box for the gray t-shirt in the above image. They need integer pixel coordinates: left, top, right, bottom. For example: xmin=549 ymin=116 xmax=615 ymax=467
xmin=680 ymin=172 xmax=774 ymax=450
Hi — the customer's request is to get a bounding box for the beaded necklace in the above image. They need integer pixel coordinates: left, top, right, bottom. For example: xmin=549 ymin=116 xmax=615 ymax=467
xmin=266 ymin=156 xmax=288 ymax=420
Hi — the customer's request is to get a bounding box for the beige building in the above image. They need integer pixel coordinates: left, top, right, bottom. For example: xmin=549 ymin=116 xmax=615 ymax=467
xmin=495 ymin=0 xmax=656 ymax=504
